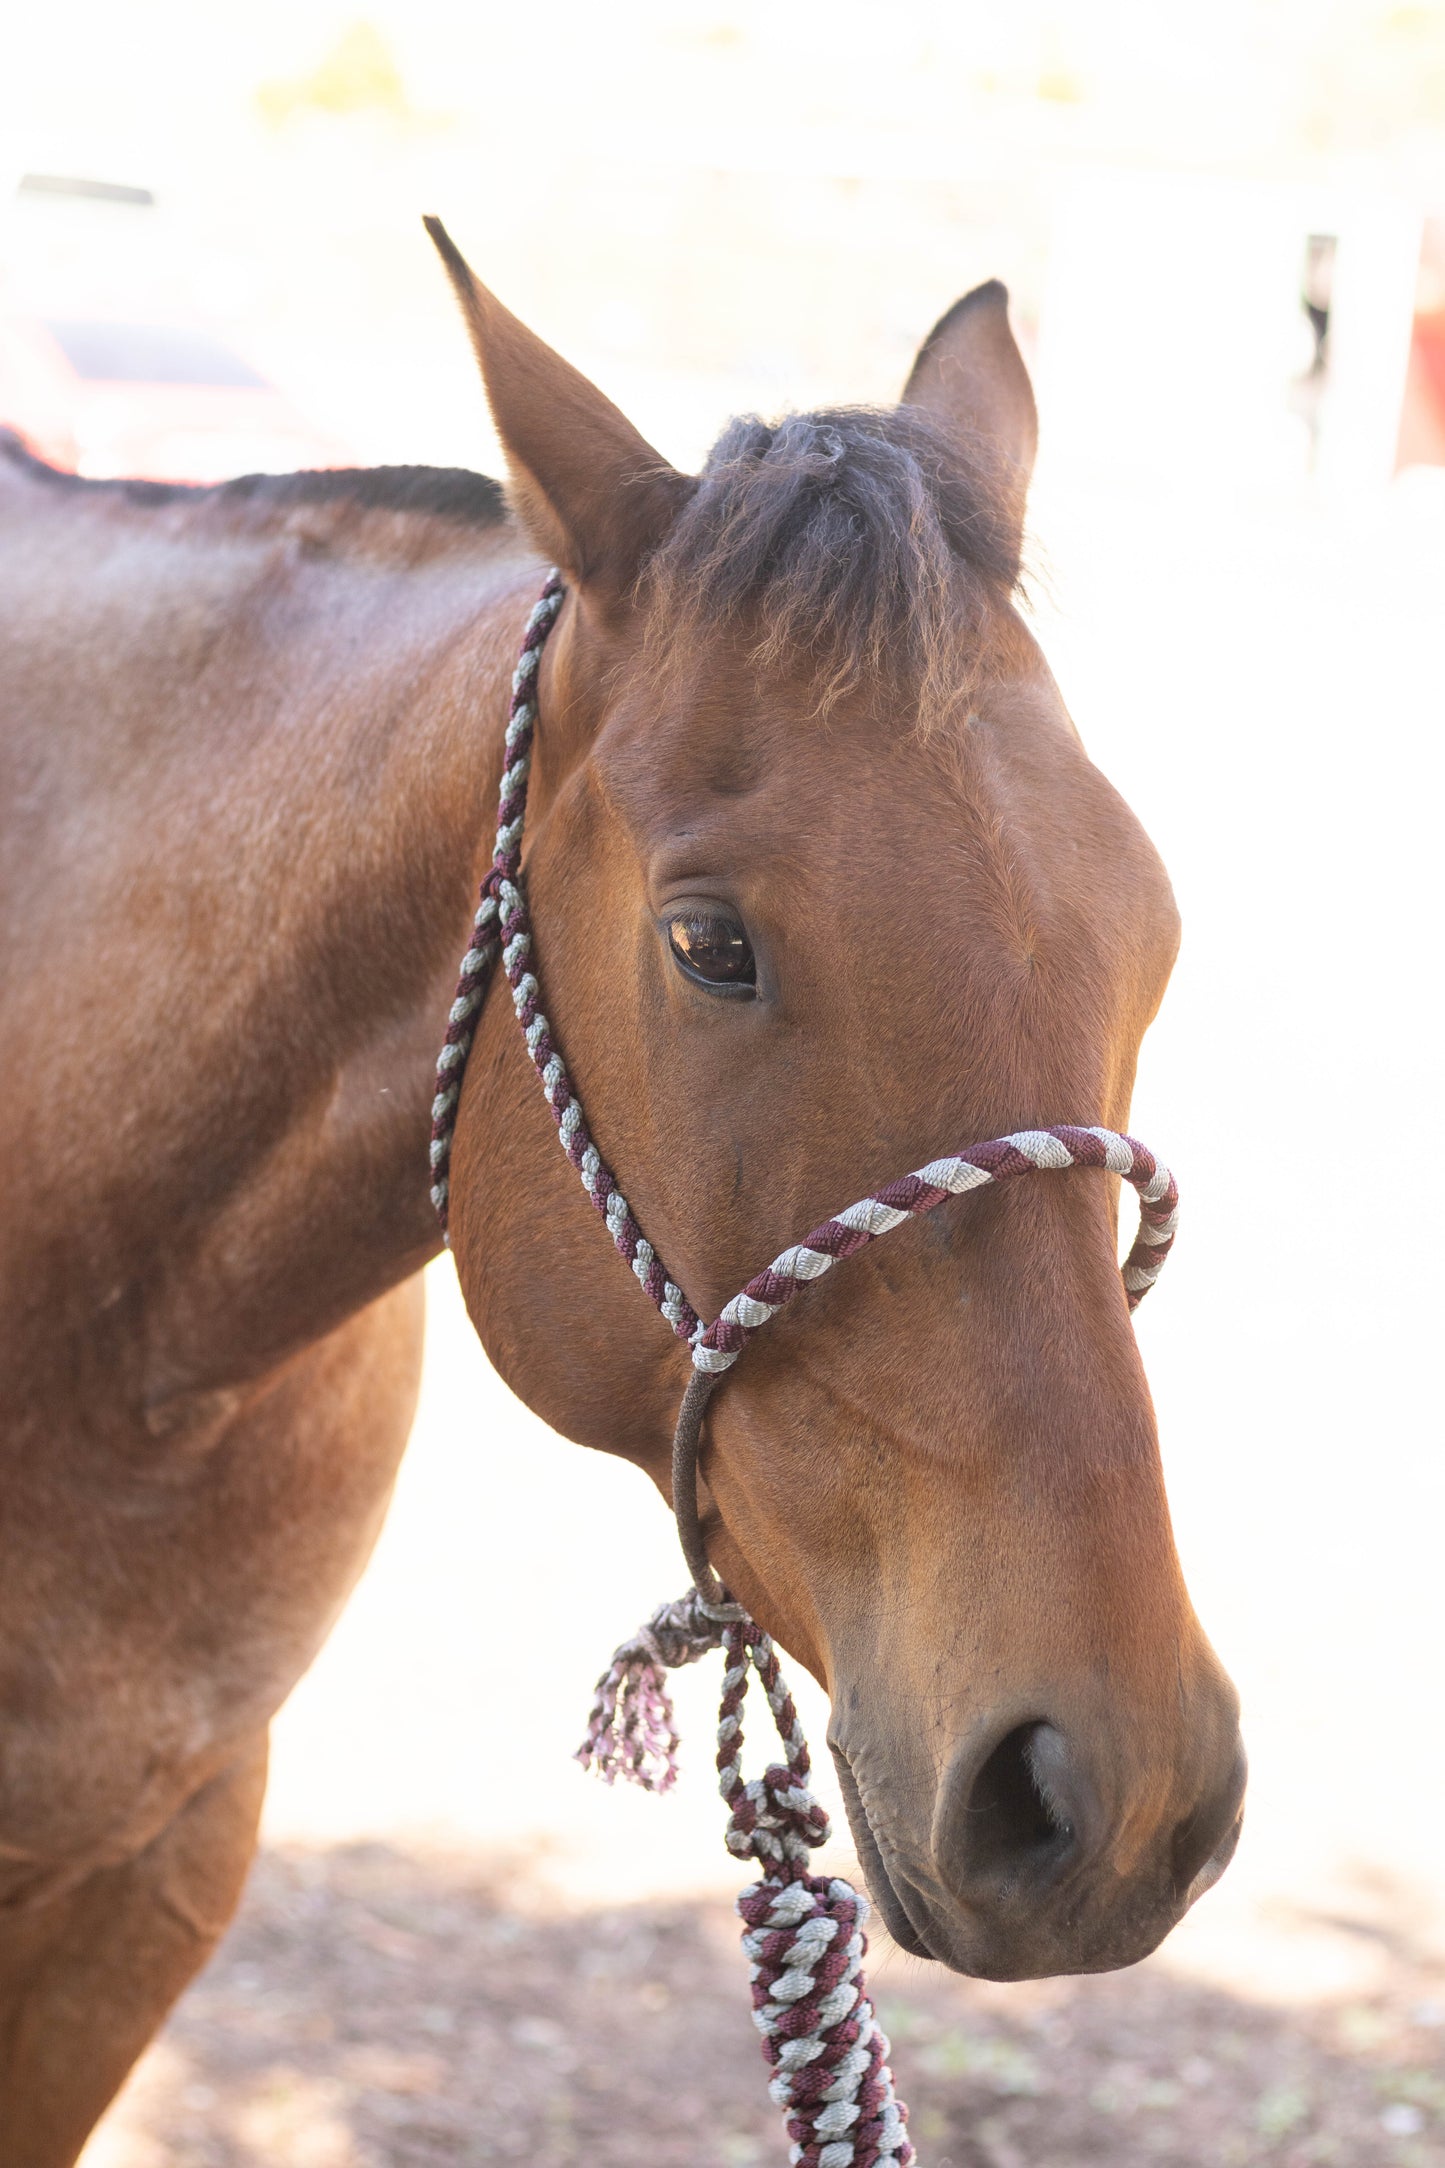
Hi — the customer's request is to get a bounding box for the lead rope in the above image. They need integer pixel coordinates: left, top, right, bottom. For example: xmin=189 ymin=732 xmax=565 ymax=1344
xmin=578 ymin=1593 xmax=915 ymax=2166
xmin=433 ymin=574 xmax=1182 ymax=2168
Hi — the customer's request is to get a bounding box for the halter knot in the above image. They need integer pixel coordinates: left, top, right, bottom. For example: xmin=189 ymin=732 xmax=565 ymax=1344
xmin=718 ymin=1623 xmax=831 ymax=1865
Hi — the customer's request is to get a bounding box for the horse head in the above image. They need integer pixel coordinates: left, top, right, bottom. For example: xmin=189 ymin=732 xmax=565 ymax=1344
xmin=431 ymin=223 xmax=1245 ymax=1981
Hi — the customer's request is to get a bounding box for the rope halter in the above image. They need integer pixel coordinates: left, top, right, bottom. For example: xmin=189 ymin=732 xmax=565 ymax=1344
xmin=432 ymin=574 xmax=1183 ymax=2168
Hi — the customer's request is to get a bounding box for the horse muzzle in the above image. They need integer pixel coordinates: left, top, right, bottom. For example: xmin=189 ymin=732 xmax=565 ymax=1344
xmin=831 ymin=1694 xmax=1247 ymax=1981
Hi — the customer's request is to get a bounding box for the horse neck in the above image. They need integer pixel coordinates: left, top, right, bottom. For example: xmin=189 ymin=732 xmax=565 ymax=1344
xmin=150 ymin=557 xmax=544 ymax=1398
xmin=7 ymin=493 xmax=542 ymax=1415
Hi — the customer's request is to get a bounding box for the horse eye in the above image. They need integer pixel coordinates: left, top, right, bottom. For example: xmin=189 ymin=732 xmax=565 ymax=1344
xmin=667 ymin=907 xmax=756 ymax=994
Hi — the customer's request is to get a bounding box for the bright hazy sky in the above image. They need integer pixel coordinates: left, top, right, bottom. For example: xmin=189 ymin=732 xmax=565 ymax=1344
xmin=5 ymin=0 xmax=1444 ymax=189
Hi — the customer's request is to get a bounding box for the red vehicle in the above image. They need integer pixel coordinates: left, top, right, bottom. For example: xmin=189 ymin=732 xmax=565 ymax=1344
xmin=0 ymin=313 xmax=351 ymax=482
xmin=1396 ymin=216 xmax=1445 ymax=470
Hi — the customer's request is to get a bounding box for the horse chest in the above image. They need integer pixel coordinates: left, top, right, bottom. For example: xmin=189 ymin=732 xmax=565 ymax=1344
xmin=0 ymin=1282 xmax=423 ymax=1878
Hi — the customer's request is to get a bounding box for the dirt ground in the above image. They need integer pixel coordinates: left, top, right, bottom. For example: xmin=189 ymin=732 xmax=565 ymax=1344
xmin=98 ymin=1842 xmax=1445 ymax=2168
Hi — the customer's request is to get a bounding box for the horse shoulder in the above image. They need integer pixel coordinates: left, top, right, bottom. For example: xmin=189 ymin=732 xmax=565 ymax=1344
xmin=0 ymin=1277 xmax=424 ymax=1896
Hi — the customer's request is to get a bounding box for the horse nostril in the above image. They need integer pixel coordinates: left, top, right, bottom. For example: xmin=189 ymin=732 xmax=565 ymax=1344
xmin=956 ymin=1721 xmax=1081 ymax=1893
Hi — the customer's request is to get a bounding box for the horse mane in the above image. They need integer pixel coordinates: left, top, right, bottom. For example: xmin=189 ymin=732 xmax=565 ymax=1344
xmin=639 ymin=405 xmax=1025 ymax=732
xmin=2 ymin=410 xmax=1021 ymax=724
xmin=0 ymin=430 xmax=507 ymax=530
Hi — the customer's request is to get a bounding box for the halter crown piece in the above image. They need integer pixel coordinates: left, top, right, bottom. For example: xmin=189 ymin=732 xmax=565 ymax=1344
xmin=431 ymin=575 xmax=1181 ymax=2168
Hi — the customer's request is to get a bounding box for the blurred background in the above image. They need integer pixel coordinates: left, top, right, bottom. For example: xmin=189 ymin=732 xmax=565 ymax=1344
xmin=5 ymin=3 xmax=1443 ymax=2163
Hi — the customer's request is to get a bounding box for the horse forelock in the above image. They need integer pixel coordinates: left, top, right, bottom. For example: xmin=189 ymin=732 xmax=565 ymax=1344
xmin=637 ymin=405 xmax=1025 ymax=732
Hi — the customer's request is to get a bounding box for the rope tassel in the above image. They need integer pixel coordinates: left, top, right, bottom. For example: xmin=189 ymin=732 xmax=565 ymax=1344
xmin=576 ymin=1590 xmax=731 ymax=1792
xmin=580 ymin=1602 xmax=915 ymax=2167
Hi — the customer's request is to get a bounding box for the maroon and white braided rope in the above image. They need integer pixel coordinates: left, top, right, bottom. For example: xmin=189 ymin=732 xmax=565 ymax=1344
xmin=428 ymin=580 xmax=559 ymax=1227
xmin=722 ymin=1624 xmax=913 ymax=2168
xmin=579 ymin=1596 xmax=913 ymax=2166
xmin=430 ymin=572 xmax=701 ymax=1339
xmin=692 ymin=1125 xmax=1177 ymax=1376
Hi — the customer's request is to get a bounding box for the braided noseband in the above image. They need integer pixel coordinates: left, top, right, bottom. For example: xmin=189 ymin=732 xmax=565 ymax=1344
xmin=432 ymin=575 xmax=1181 ymax=2168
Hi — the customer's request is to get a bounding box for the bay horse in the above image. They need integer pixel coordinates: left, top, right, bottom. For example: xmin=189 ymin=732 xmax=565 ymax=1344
xmin=0 ymin=220 xmax=1244 ymax=2165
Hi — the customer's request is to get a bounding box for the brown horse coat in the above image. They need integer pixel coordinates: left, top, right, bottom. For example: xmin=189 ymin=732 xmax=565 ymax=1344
xmin=0 ymin=230 xmax=1242 ymax=2164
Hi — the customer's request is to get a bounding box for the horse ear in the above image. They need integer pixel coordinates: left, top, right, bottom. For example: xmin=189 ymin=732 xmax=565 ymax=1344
xmin=900 ymin=282 xmax=1037 ymax=530
xmin=424 ymin=217 xmax=691 ymax=596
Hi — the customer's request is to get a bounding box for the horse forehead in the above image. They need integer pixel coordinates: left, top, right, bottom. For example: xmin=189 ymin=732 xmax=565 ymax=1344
xmin=599 ymin=675 xmax=1093 ymax=890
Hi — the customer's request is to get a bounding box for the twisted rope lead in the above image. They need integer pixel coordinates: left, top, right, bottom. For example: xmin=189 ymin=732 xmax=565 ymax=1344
xmin=578 ymin=1597 xmax=913 ymax=2166
xmin=721 ymin=1625 xmax=912 ymax=2167
xmin=437 ymin=574 xmax=1187 ymax=2167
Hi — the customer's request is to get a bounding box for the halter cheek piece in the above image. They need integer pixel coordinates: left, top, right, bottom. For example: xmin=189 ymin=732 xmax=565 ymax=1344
xmin=430 ymin=575 xmax=1180 ymax=2168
